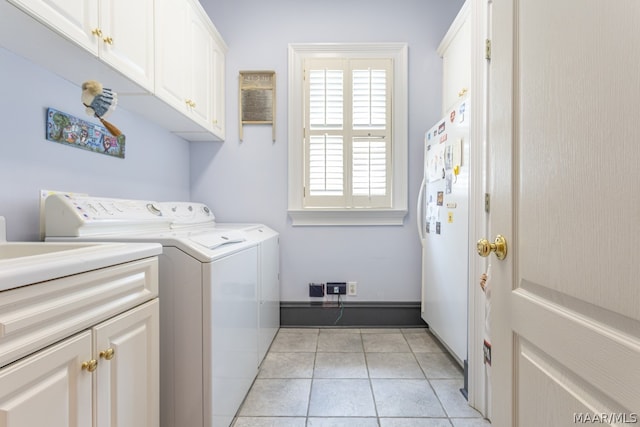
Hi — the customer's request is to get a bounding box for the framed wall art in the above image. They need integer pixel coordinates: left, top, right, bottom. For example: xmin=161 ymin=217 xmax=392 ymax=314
xmin=239 ymin=70 xmax=276 ymax=141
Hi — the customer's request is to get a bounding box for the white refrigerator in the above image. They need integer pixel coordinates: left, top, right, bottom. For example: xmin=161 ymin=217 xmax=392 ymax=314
xmin=417 ymin=96 xmax=470 ymax=366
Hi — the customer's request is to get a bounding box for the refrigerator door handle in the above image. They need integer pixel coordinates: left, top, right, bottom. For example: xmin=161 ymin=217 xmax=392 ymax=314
xmin=417 ymin=177 xmax=426 ymax=243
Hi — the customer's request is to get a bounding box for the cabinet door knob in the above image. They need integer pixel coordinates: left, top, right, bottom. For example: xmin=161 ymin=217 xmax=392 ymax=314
xmin=103 ymin=36 xmax=114 ymax=45
xmin=99 ymin=348 xmax=115 ymax=361
xmin=91 ymin=28 xmax=103 ymax=37
xmin=81 ymin=359 xmax=98 ymax=372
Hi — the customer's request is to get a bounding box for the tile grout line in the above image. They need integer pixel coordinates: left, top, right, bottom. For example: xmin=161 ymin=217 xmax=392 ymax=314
xmin=403 ymin=329 xmax=456 ymax=427
xmin=361 ymin=331 xmax=383 ymax=426
xmin=305 ymin=328 xmax=321 ymax=424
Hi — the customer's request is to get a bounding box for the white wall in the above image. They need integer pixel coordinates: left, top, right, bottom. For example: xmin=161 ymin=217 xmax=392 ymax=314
xmin=193 ymin=0 xmax=465 ymax=302
xmin=0 ymin=47 xmax=191 ymax=241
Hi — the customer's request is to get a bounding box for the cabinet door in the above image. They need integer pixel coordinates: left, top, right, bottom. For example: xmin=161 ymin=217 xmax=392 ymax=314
xmin=210 ymin=40 xmax=226 ymax=139
xmin=155 ymin=0 xmax=190 ymax=114
xmin=99 ymin=0 xmax=154 ymax=90
xmin=0 ymin=331 xmax=92 ymax=427
xmin=439 ymin=7 xmax=471 ymax=112
xmin=8 ymin=0 xmax=98 ymax=53
xmin=186 ymin=2 xmax=214 ymax=129
xmin=94 ymin=300 xmax=159 ymax=427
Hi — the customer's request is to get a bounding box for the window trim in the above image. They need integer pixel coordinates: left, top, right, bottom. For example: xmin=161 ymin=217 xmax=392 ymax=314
xmin=288 ymin=43 xmax=408 ymax=226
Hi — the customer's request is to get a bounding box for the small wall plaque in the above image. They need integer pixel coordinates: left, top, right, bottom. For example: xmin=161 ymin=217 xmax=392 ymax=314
xmin=239 ymin=71 xmax=276 ymax=141
xmin=46 ymin=107 xmax=125 ymax=158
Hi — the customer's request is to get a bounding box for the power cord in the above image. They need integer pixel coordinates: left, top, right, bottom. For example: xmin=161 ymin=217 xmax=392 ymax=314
xmin=333 ymin=294 xmax=344 ymax=325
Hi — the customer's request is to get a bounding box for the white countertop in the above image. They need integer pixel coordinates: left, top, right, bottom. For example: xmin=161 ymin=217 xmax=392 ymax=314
xmin=0 ymin=241 xmax=162 ymax=292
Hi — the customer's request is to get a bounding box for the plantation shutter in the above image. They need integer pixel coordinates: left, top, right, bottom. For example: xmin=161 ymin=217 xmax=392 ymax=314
xmin=304 ymin=58 xmax=392 ymax=208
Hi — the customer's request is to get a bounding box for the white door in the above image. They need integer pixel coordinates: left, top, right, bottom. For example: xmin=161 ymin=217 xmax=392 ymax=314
xmin=0 ymin=331 xmax=93 ymax=427
xmin=186 ymin=2 xmax=214 ymax=128
xmin=154 ymin=0 xmax=190 ymax=112
xmin=99 ymin=0 xmax=154 ymax=90
xmin=94 ymin=300 xmax=159 ymax=427
xmin=488 ymin=0 xmax=640 ymax=425
xmin=9 ymin=0 xmax=99 ymax=53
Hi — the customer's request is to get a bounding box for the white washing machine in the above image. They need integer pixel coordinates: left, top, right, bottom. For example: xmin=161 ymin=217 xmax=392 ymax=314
xmin=43 ymin=193 xmax=280 ymax=427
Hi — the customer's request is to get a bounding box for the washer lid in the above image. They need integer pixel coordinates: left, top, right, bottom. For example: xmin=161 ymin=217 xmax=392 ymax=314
xmin=189 ymin=230 xmax=246 ymax=250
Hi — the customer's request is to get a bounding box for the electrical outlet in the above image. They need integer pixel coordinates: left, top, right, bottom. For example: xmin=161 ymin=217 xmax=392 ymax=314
xmin=309 ymin=283 xmax=324 ymax=297
xmin=326 ymin=282 xmax=346 ymax=295
xmin=347 ymin=281 xmax=357 ymax=296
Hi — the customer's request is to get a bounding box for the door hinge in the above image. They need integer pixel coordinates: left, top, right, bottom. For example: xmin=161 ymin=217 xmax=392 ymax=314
xmin=485 ymin=39 xmax=492 ymax=61
xmin=485 ymin=193 xmax=490 ymax=213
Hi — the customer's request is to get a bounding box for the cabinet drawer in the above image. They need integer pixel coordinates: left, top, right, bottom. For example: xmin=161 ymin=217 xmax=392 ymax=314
xmin=0 ymin=257 xmax=158 ymax=368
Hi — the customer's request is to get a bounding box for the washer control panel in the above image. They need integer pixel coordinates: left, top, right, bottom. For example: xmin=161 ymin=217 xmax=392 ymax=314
xmin=158 ymin=202 xmax=215 ymax=226
xmin=44 ymin=194 xmax=216 ymax=237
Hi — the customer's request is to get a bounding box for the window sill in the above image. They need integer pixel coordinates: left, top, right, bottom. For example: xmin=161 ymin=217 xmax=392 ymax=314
xmin=288 ymin=208 xmax=407 ymax=226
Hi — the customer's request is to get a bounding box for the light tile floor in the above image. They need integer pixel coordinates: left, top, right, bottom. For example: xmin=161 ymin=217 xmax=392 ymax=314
xmin=233 ymin=328 xmax=491 ymax=427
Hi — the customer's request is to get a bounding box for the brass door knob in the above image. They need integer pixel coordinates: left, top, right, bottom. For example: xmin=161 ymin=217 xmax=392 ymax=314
xmin=81 ymin=359 xmax=98 ymax=372
xmin=99 ymin=348 xmax=115 ymax=361
xmin=103 ymin=36 xmax=114 ymax=45
xmin=477 ymin=235 xmax=507 ymax=260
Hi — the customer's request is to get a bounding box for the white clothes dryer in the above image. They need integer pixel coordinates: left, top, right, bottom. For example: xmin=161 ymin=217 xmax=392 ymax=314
xmin=44 ymin=194 xmax=279 ymax=427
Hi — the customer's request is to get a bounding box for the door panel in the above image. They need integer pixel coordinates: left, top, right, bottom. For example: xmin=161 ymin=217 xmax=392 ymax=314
xmin=516 ymin=0 xmax=640 ymax=319
xmin=99 ymin=0 xmax=154 ymax=90
xmin=0 ymin=331 xmax=92 ymax=427
xmin=489 ymin=0 xmax=640 ymax=424
xmin=94 ymin=300 xmax=159 ymax=427
xmin=9 ymin=0 xmax=98 ymax=53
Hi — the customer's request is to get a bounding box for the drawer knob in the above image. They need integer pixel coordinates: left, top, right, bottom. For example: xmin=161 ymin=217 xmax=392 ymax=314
xmin=99 ymin=348 xmax=115 ymax=361
xmin=81 ymin=359 xmax=98 ymax=372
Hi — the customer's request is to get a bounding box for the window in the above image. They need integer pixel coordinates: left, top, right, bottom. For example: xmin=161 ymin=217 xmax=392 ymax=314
xmin=288 ymin=43 xmax=408 ymax=226
xmin=305 ymin=58 xmax=391 ymax=208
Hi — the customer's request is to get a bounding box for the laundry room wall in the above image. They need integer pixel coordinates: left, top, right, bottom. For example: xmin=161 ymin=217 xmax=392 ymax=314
xmin=0 ymin=47 xmax=191 ymax=241
xmin=192 ymin=0 xmax=464 ymax=305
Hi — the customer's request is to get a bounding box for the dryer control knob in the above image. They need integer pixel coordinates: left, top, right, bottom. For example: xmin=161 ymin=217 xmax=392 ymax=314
xmin=146 ymin=203 xmax=162 ymax=216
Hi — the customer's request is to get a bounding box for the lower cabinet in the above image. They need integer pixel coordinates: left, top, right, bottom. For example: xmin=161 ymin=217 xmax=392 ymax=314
xmin=0 ymin=331 xmax=93 ymax=426
xmin=0 ymin=299 xmax=159 ymax=427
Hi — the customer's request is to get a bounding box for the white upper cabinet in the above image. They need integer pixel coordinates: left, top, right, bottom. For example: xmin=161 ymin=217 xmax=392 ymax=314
xmin=438 ymin=2 xmax=471 ymax=113
xmin=186 ymin=7 xmax=214 ymax=130
xmin=155 ymin=0 xmax=189 ymax=112
xmin=0 ymin=0 xmax=225 ymax=142
xmin=98 ymin=0 xmax=155 ymax=90
xmin=210 ymin=41 xmax=225 ymax=139
xmin=7 ymin=0 xmax=154 ymax=91
xmin=10 ymin=0 xmax=99 ymax=52
xmin=155 ymin=0 xmax=226 ymax=140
